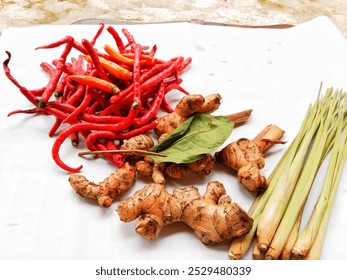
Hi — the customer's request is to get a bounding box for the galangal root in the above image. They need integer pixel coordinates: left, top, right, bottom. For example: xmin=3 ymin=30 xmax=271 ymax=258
xmin=215 ymin=124 xmax=286 ymax=192
xmin=116 ymin=181 xmax=253 ymax=245
xmin=136 ymin=153 xmax=216 ymax=185
xmin=154 ymin=93 xmax=252 ymax=136
xmin=69 ymin=162 xmax=136 ymax=207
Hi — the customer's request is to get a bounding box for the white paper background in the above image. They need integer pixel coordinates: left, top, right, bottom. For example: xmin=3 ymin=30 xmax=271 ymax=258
xmin=0 ymin=16 xmax=346 ymax=260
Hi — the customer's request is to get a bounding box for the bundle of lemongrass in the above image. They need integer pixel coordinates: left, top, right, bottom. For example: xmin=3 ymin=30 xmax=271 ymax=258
xmin=229 ymin=86 xmax=347 ymax=260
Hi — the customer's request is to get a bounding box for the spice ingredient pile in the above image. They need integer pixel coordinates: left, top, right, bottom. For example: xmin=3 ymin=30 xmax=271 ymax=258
xmin=2 ymin=23 xmax=347 ymax=260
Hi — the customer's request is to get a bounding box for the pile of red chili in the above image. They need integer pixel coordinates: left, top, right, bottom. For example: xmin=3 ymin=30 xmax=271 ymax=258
xmin=3 ymin=23 xmax=192 ymax=172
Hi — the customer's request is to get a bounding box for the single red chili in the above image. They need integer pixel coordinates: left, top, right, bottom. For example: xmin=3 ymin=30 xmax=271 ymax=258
xmin=71 ymin=55 xmax=86 ymax=75
xmin=70 ymin=131 xmax=79 ymax=146
xmin=81 ymin=38 xmax=110 ymax=82
xmin=178 ymin=57 xmax=192 ymax=72
xmin=86 ymin=100 xmax=102 ymax=114
xmin=114 ymin=120 xmax=158 ymax=140
xmin=106 ymin=26 xmax=126 ymax=53
xmin=63 ymin=85 xmax=92 ymax=123
xmin=106 ymin=139 xmax=124 ymax=167
xmin=40 ymin=62 xmax=55 ymax=76
xmin=160 ymin=96 xmax=174 ymax=113
xmin=132 ymin=43 xmax=142 ymax=107
xmin=38 ymin=36 xmax=74 ymax=108
xmin=49 ymin=118 xmax=63 ymax=137
xmin=134 ymin=82 xmax=164 ymax=126
xmin=149 ymin=44 xmax=157 ymax=58
xmin=90 ymin=23 xmax=105 ymax=46
xmin=122 ymin=52 xmax=154 ymax=65
xmin=3 ymin=51 xmax=37 ymax=105
xmin=7 ymin=108 xmax=40 ymax=117
xmin=121 ymin=28 xmax=137 ymax=50
xmin=35 ymin=36 xmax=87 ymax=55
xmin=30 ymin=87 xmax=46 ymax=97
xmin=55 ymin=72 xmax=68 ymax=97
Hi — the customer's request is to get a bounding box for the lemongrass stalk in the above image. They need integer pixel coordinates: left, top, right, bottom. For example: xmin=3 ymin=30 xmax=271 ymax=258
xmin=256 ymin=97 xmax=322 ymax=251
xmin=304 ymin=122 xmax=347 ymax=259
xmin=228 ymin=202 xmax=260 ymax=259
xmin=253 ymin=241 xmax=265 ymax=259
xmin=228 ymin=213 xmax=261 ymax=259
xmin=321 ymin=89 xmax=347 ymax=159
xmin=265 ymin=89 xmax=346 ymax=259
xmin=228 ymin=107 xmax=311 ymax=259
xmin=280 ymin=207 xmax=304 ymax=260
xmin=292 ymin=115 xmax=345 ymax=257
xmin=228 ymin=88 xmax=340 ymax=258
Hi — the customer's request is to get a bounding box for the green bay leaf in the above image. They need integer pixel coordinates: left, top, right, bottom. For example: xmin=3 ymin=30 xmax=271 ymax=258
xmin=149 ymin=113 xmax=233 ymax=163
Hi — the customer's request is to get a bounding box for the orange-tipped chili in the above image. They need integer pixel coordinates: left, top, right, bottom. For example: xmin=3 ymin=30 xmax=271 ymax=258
xmin=104 ymin=44 xmax=136 ymax=65
xmin=84 ymin=55 xmax=132 ymax=80
xmin=69 ymin=75 xmax=120 ymax=94
xmin=104 ymin=44 xmax=152 ymax=66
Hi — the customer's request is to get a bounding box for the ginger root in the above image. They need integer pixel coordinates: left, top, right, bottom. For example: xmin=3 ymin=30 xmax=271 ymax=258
xmin=215 ymin=124 xmax=285 ymax=192
xmin=117 ymin=181 xmax=253 ymax=244
xmin=69 ymin=162 xmax=136 ymax=207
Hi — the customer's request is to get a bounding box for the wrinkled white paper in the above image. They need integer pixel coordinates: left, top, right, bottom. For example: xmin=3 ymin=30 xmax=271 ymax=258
xmin=0 ymin=16 xmax=346 ymax=260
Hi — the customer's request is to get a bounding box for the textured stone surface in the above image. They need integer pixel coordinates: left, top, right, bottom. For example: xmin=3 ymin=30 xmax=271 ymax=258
xmin=1 ymin=0 xmax=347 ymax=37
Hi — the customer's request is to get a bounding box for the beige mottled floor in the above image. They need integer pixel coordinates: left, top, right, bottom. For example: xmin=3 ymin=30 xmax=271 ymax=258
xmin=1 ymin=0 xmax=347 ymax=37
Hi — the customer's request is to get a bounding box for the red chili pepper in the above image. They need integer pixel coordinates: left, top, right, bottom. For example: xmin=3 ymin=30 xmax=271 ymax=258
xmin=70 ymin=131 xmax=79 ymax=146
xmin=38 ymin=36 xmax=74 ymax=108
xmin=63 ymin=86 xmax=92 ymax=123
xmin=105 ymin=140 xmax=124 ymax=167
xmin=81 ymin=39 xmax=110 ymax=82
xmin=114 ymin=120 xmax=158 ymax=140
xmin=132 ymin=43 xmax=142 ymax=107
xmin=117 ymin=57 xmax=185 ymax=109
xmin=30 ymin=87 xmax=46 ymax=97
xmin=3 ymin=51 xmax=38 ymax=105
xmin=134 ymin=82 xmax=164 ymax=126
xmin=7 ymin=108 xmax=40 ymax=117
xmin=40 ymin=62 xmax=55 ymax=76
xmin=69 ymin=75 xmax=120 ymax=94
xmin=84 ymin=130 xmax=124 ymax=166
xmin=51 ymin=102 xmax=139 ymax=172
xmin=90 ymin=23 xmax=105 ymax=46
xmin=71 ymin=55 xmax=86 ymax=75
xmin=49 ymin=118 xmax=63 ymax=137
xmin=56 ymin=75 xmax=67 ymax=97
xmin=5 ymin=25 xmax=192 ymax=171
xmin=106 ymin=26 xmax=126 ymax=53
xmin=35 ymin=36 xmax=87 ymax=55
xmin=122 ymin=28 xmax=137 ymax=50
xmin=122 ymin=52 xmax=154 ymax=64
